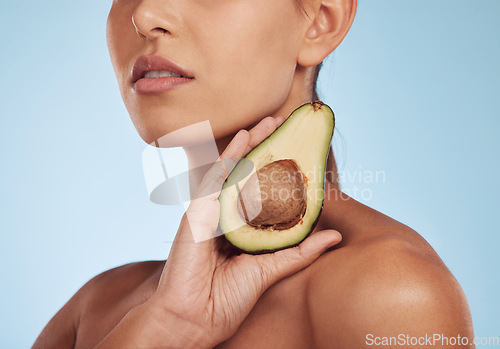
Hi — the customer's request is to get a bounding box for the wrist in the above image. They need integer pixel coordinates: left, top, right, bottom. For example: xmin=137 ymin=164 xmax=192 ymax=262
xmin=140 ymin=298 xmax=215 ymax=349
xmin=95 ymin=299 xmax=215 ymax=349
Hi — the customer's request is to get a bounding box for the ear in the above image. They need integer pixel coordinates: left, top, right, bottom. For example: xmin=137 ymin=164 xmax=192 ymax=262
xmin=297 ymin=0 xmax=357 ymax=67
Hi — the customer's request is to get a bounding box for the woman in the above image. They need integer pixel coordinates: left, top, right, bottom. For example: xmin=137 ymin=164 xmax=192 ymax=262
xmin=34 ymin=0 xmax=475 ymax=347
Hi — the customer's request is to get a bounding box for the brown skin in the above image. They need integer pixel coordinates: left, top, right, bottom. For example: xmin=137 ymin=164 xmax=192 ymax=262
xmin=33 ymin=186 xmax=475 ymax=348
xmin=34 ymin=0 xmax=475 ymax=347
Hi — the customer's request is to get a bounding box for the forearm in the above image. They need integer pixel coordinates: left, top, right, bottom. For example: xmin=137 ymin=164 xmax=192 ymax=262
xmin=94 ymin=301 xmax=213 ymax=349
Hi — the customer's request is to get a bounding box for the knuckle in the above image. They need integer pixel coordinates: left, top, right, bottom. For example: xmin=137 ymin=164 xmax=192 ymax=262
xmin=257 ymin=261 xmax=277 ymax=287
xmin=290 ymin=245 xmax=314 ymax=265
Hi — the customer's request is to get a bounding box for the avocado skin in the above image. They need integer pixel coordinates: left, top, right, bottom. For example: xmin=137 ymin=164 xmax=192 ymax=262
xmin=225 ymin=200 xmax=325 ymax=255
xmin=218 ymin=101 xmax=335 ymax=254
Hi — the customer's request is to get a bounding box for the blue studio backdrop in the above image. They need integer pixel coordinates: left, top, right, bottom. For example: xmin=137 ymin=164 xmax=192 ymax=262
xmin=0 ymin=0 xmax=498 ymax=347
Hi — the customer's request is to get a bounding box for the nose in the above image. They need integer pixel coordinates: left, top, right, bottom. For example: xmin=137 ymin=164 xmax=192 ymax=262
xmin=132 ymin=0 xmax=176 ymax=40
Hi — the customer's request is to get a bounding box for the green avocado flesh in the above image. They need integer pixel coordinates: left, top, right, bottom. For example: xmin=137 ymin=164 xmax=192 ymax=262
xmin=218 ymin=101 xmax=335 ymax=253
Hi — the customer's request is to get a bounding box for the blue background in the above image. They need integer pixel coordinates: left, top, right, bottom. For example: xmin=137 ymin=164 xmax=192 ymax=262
xmin=1 ymin=0 xmax=498 ymax=347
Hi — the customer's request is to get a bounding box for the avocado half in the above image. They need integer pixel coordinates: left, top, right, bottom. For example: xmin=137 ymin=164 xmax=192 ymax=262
xmin=218 ymin=101 xmax=335 ymax=253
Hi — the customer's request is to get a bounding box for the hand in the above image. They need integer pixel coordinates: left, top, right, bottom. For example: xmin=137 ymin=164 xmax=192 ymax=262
xmin=96 ymin=116 xmax=342 ymax=348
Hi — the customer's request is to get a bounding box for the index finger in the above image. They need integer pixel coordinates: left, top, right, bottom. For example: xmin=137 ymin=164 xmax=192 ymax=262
xmin=195 ymin=115 xmax=285 ymax=201
xmin=243 ymin=116 xmax=286 ymax=156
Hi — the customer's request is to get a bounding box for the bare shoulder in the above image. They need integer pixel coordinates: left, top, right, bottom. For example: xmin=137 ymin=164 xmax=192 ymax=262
xmin=33 ymin=260 xmax=163 ymax=349
xmin=81 ymin=260 xmax=163 ymax=312
xmin=306 ymin=229 xmax=475 ymax=349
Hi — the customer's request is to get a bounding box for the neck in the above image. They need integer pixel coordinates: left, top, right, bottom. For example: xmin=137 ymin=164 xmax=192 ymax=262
xmin=181 ymin=64 xmax=340 ymax=234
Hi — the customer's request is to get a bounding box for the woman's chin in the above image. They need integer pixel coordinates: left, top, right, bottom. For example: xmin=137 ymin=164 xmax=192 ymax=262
xmin=137 ymin=120 xmax=221 ymax=149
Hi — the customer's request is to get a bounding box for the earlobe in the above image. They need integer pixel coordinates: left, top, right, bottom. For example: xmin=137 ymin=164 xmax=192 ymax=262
xmin=298 ymin=0 xmax=357 ymax=67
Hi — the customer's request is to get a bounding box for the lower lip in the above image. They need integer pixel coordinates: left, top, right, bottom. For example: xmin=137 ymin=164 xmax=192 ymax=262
xmin=133 ymin=77 xmax=194 ymax=94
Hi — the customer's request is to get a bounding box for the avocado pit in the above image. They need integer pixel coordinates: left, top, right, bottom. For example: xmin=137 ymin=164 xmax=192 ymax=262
xmin=237 ymin=159 xmax=307 ymax=230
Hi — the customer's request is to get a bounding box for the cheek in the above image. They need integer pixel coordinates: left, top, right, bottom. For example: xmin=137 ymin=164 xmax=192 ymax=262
xmin=106 ymin=3 xmax=139 ymax=91
xmin=189 ymin=1 xmax=302 ymax=135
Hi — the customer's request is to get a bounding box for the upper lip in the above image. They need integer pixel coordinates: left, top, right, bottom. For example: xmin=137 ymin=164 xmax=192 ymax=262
xmin=131 ymin=55 xmax=194 ymax=83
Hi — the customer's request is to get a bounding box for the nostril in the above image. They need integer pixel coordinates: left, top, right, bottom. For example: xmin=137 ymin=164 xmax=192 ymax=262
xmin=151 ymin=27 xmax=169 ymax=35
xmin=134 ymin=26 xmax=169 ymax=40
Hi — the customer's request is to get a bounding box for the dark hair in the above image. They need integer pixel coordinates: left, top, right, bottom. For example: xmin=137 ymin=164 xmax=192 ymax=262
xmin=312 ymin=62 xmax=323 ymax=101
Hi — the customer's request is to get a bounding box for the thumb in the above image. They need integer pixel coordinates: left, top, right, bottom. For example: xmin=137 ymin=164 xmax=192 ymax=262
xmin=257 ymin=230 xmax=342 ymax=289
